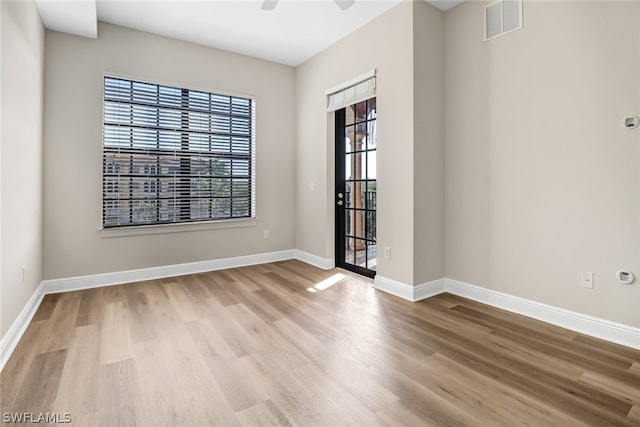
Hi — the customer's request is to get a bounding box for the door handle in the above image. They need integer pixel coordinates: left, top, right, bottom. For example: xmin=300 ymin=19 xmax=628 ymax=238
xmin=337 ymin=200 xmax=343 ymax=206
xmin=338 ymin=193 xmax=343 ymax=198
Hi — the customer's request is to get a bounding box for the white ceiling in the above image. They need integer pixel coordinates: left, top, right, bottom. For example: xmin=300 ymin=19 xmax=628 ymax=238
xmin=35 ymin=0 xmax=463 ymax=66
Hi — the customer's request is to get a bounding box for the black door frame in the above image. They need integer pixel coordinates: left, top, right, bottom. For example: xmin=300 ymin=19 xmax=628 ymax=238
xmin=334 ymin=107 xmax=376 ymax=279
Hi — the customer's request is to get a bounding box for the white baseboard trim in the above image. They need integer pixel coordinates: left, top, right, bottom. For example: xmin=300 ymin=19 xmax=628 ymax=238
xmin=374 ymin=275 xmax=415 ymax=301
xmin=374 ymin=276 xmax=446 ymax=302
xmin=294 ymin=249 xmax=335 ymax=270
xmin=42 ymin=249 xmax=297 ymax=294
xmin=374 ymin=275 xmax=638 ymax=349
xmin=415 ymin=278 xmax=447 ymax=301
xmin=446 ymin=278 xmax=640 ymax=350
xmin=0 ymin=282 xmax=45 ymax=373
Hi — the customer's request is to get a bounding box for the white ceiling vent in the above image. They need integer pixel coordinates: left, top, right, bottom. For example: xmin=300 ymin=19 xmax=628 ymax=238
xmin=484 ymin=0 xmax=523 ymax=41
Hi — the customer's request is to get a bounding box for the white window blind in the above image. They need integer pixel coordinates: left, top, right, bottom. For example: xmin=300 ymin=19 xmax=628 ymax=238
xmin=102 ymin=77 xmax=256 ymax=228
xmin=327 ymin=70 xmax=376 ymax=112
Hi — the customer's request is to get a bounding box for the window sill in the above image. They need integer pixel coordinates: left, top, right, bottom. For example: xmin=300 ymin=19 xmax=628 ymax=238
xmin=99 ymin=218 xmax=257 ymax=238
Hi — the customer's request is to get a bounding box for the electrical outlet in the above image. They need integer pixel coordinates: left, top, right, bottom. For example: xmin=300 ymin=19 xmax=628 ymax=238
xmin=384 ymin=247 xmax=391 ymax=259
xmin=581 ymin=271 xmax=594 ymax=289
xmin=263 ymin=230 xmax=269 ymax=240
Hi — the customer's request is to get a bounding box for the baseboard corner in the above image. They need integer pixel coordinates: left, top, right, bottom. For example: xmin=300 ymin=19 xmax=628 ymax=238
xmin=0 ymin=282 xmax=45 ymax=373
xmin=414 ymin=278 xmax=447 ymax=301
xmin=374 ymin=276 xmax=446 ymax=302
xmin=294 ymin=250 xmax=335 ymax=270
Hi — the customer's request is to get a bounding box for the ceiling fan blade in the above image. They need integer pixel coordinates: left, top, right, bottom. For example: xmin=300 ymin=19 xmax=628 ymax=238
xmin=261 ymin=0 xmax=354 ymax=12
xmin=334 ymin=0 xmax=355 ymax=11
xmin=261 ymin=0 xmax=279 ymax=11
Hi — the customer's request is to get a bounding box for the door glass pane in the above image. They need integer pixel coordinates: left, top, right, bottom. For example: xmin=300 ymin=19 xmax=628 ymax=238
xmin=346 ymin=125 xmax=356 ymax=153
xmin=366 ymin=122 xmax=376 ymax=149
xmin=354 ymin=101 xmax=366 ymax=122
xmin=366 ymin=98 xmax=376 ymax=119
xmin=366 ymin=211 xmax=376 ymax=241
xmin=345 ymin=238 xmax=353 ymax=264
xmin=366 ymin=181 xmax=376 ymax=210
xmin=346 ymin=104 xmax=355 ymax=125
xmin=354 ymin=239 xmax=367 ymax=268
xmin=359 ymin=251 xmax=367 ymax=268
xmin=367 ymin=243 xmax=377 ymax=271
xmin=345 ymin=154 xmax=353 ymax=180
xmin=355 ymin=210 xmax=365 ymax=240
xmin=353 ymin=152 xmax=364 ymax=180
xmin=345 ymin=208 xmax=352 ymax=236
xmin=352 ymin=182 xmax=366 ymax=209
xmin=367 ymin=151 xmax=376 ymax=179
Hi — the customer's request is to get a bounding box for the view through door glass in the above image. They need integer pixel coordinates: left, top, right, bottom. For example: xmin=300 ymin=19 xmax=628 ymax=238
xmin=335 ymin=98 xmax=376 ymax=278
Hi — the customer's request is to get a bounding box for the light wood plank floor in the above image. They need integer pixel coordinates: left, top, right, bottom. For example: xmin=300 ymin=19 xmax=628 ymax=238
xmin=1 ymin=260 xmax=639 ymax=426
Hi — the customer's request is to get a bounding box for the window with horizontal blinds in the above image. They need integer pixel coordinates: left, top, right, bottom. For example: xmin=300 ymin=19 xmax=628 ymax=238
xmin=102 ymin=76 xmax=256 ymax=228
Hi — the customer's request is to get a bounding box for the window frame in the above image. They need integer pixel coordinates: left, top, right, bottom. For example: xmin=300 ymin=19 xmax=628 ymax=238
xmin=100 ymin=75 xmax=257 ymax=234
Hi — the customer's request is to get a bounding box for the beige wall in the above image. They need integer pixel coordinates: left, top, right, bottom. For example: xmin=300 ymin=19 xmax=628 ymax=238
xmin=445 ymin=1 xmax=640 ymax=327
xmin=413 ymin=0 xmax=445 ymax=284
xmin=296 ymin=0 xmax=416 ymax=284
xmin=1 ymin=0 xmax=45 ymax=336
xmin=43 ymin=23 xmax=296 ymax=279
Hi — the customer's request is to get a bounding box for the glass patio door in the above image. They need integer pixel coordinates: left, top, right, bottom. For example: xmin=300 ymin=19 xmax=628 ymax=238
xmin=335 ymin=98 xmax=377 ymax=278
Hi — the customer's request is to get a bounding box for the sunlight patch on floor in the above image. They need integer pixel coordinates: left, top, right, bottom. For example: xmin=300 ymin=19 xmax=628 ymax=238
xmin=306 ymin=273 xmax=348 ymax=293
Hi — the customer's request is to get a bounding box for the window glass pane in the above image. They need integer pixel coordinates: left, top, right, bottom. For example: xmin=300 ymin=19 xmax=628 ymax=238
xmin=213 ymin=178 xmax=231 ymax=196
xmin=104 ymin=102 xmax=131 ymax=125
xmin=212 ymin=198 xmax=231 ymax=218
xmin=213 ymin=159 xmax=231 ymax=177
xmin=232 ymin=198 xmax=250 ymax=217
xmin=191 ymin=199 xmax=210 ymax=220
xmin=158 ymin=86 xmax=181 ymax=107
xmin=232 ymin=179 xmax=250 ymax=197
xmin=159 ymin=108 xmax=180 ymax=129
xmin=232 ymin=159 xmax=250 ymax=177
xmin=133 ymin=200 xmax=157 ymax=223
